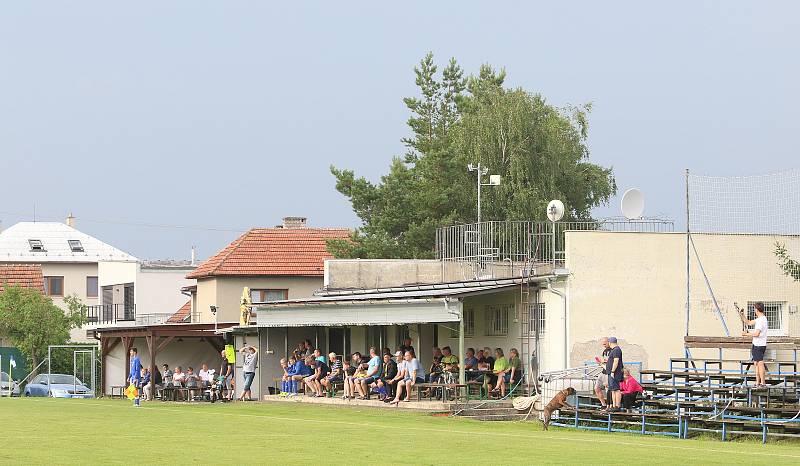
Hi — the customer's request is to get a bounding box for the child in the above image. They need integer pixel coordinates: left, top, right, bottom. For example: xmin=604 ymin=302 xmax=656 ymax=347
xmin=342 ymin=360 xmax=355 ymax=399
xmin=279 ymin=358 xmax=289 ymax=396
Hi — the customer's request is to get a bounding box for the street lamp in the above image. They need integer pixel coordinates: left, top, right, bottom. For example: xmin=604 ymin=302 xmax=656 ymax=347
xmin=210 ymin=305 xmax=218 ymax=333
xmin=467 ymin=163 xmax=501 ymax=224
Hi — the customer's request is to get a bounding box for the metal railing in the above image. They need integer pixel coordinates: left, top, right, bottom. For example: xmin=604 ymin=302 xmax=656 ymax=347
xmin=436 ymin=219 xmax=674 ymax=264
xmin=83 ymin=304 xmax=136 ymax=325
xmin=135 ymin=313 xmax=176 ymax=325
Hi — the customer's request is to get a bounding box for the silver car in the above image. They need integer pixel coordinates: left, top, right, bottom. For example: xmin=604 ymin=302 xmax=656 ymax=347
xmin=1 ymin=371 xmax=20 ymax=397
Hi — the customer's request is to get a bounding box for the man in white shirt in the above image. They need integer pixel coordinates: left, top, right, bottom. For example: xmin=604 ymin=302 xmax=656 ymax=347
xmin=198 ymin=363 xmax=212 ymax=387
xmin=740 ymin=302 xmax=769 ymax=388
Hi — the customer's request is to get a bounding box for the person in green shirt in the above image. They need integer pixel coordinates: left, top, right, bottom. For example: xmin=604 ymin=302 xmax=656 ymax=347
xmin=508 ymin=348 xmax=523 ymax=386
xmin=490 ymin=348 xmax=511 ymax=396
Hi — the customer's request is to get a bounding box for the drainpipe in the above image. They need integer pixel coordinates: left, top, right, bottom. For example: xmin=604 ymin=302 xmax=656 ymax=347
xmin=546 ymin=278 xmax=568 ymax=369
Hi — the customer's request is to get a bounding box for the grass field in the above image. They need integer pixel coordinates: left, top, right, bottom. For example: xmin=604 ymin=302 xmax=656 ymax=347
xmin=3 ymin=398 xmax=800 ymax=465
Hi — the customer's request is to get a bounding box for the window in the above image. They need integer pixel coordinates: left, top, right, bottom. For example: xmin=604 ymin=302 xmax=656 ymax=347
xmin=44 ymin=276 xmax=64 ymax=296
xmin=450 ymin=308 xmax=475 ymax=338
xmin=530 ymin=303 xmax=546 ymax=335
xmin=485 ymin=304 xmax=511 ymax=336
xmin=68 ymin=240 xmax=84 ymax=252
xmin=28 ymin=239 xmax=46 ymax=252
xmin=747 ymin=301 xmax=785 ymax=334
xmin=86 ymin=276 xmax=98 ymax=298
xmin=250 ymin=289 xmax=288 ymax=303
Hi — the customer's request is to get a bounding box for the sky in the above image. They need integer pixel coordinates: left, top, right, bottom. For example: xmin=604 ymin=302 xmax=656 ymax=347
xmin=1 ymin=1 xmax=798 ymax=260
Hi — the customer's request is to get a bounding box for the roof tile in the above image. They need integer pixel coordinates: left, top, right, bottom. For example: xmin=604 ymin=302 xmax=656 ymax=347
xmin=187 ymin=228 xmax=351 ymax=279
xmin=0 ymin=264 xmax=45 ymax=293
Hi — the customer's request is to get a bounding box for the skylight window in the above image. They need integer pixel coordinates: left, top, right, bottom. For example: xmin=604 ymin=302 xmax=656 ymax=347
xmin=68 ymin=240 xmax=84 ymax=252
xmin=28 ymin=239 xmax=46 ymax=252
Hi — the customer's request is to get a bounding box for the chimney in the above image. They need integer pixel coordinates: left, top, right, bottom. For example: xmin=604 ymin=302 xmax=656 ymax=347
xmin=66 ymin=213 xmax=76 ymax=228
xmin=191 ymin=246 xmax=196 ymax=266
xmin=281 ymin=217 xmax=307 ymax=229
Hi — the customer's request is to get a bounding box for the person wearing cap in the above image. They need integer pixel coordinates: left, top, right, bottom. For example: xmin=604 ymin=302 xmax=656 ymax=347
xmin=604 ymin=337 xmax=624 ymax=412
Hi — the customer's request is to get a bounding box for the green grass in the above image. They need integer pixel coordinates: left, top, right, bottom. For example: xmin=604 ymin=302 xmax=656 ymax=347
xmin=2 ymin=398 xmax=800 ymax=465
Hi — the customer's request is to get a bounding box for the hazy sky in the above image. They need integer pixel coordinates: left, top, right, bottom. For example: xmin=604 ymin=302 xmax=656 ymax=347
xmin=2 ymin=1 xmax=798 ymax=260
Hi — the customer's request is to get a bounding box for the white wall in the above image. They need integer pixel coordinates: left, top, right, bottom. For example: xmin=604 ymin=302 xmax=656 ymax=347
xmin=97 ymin=261 xmax=137 ymax=289
xmin=41 ymin=263 xmax=100 ymax=343
xmin=135 ymin=267 xmax=195 ymax=316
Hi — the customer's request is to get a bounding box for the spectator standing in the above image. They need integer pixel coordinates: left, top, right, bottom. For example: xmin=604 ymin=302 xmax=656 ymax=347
xmin=620 ymin=367 xmax=644 ymax=411
xmin=593 ymin=337 xmax=611 ymax=408
xmin=220 ymin=350 xmax=234 ymax=401
xmin=740 ymin=302 xmax=769 ymax=388
xmin=239 ymin=345 xmax=258 ymax=401
xmin=604 ymin=337 xmax=624 ymax=412
xmin=399 ymin=337 xmax=415 ymax=356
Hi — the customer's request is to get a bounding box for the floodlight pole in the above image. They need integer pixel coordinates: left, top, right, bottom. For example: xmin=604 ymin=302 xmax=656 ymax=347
xmin=685 ymin=169 xmax=690 ymax=338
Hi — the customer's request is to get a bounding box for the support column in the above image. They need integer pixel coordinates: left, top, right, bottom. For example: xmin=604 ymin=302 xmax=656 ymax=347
xmin=458 ymin=315 xmax=465 ymax=386
xmin=145 ymin=333 xmax=157 ymax=401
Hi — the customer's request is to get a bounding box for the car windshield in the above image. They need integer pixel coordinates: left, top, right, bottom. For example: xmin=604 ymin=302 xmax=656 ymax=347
xmin=37 ymin=375 xmax=84 ymax=385
xmin=0 ymin=372 xmax=8 ymax=382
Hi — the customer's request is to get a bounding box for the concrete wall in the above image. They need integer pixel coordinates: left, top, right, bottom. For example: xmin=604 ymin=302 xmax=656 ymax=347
xmin=325 ymin=260 xmax=444 ymax=289
xmin=565 ymin=231 xmax=800 ymax=369
xmin=42 ymin=263 xmax=100 ymax=342
xmin=325 ymin=259 xmax=531 ymax=289
xmin=103 ymin=337 xmax=222 ymax=395
xmin=195 ymin=276 xmax=322 ymax=323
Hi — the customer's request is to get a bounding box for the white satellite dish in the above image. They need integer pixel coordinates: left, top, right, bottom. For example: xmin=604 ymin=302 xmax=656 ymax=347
xmin=621 ymin=188 xmax=645 ymax=220
xmin=547 ymin=200 xmax=565 ymax=222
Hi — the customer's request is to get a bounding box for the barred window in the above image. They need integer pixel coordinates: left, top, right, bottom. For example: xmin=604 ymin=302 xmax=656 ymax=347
xmin=485 ymin=304 xmax=510 ymax=336
xmin=450 ymin=308 xmax=475 ymax=338
xmin=747 ymin=301 xmax=784 ymax=333
xmin=530 ymin=303 xmax=546 ymax=335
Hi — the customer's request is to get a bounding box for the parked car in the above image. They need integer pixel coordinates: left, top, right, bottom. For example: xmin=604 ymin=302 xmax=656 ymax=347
xmin=24 ymin=374 xmax=94 ymax=398
xmin=1 ymin=371 xmax=20 ymax=396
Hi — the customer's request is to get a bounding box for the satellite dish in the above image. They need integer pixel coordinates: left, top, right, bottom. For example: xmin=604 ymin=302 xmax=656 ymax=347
xmin=547 ymin=200 xmax=565 ymax=222
xmin=621 ymin=188 xmax=645 ymax=220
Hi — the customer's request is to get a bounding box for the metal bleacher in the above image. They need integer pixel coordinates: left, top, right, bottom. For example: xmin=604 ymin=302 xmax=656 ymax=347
xmin=547 ymin=337 xmax=800 ymax=443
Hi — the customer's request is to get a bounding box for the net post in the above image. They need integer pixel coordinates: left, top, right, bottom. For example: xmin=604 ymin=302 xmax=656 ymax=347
xmin=685 ymin=168 xmax=690 ymax=337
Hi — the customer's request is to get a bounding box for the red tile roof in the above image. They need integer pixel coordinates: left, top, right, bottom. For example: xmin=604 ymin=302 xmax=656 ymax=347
xmin=0 ymin=264 xmax=44 ymax=293
xmin=187 ymin=228 xmax=351 ymax=279
xmin=167 ymin=300 xmax=191 ymax=323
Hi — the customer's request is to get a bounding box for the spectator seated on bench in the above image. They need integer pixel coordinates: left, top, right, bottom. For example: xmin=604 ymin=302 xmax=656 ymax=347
xmin=620 ymin=367 xmax=644 ymax=411
xmin=389 ymin=350 xmax=425 ymax=404
xmin=321 ymin=352 xmax=343 ymax=397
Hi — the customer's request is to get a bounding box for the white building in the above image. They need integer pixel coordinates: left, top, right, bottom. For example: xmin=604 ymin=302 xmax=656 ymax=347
xmin=0 ymin=218 xmax=196 ymax=342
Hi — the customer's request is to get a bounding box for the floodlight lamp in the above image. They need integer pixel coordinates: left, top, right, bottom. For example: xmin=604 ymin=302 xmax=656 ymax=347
xmin=467 ymin=163 xmax=476 ymax=171
xmin=489 ymin=174 xmax=501 ymax=185
xmin=210 ymin=305 xmax=217 ymax=315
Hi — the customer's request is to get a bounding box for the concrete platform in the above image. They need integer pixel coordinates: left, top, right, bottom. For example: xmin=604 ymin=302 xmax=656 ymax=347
xmin=261 ymin=394 xmax=451 ymax=412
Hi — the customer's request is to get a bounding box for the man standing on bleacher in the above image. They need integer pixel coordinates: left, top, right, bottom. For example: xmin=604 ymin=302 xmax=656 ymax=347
xmin=603 ymin=337 xmax=623 ymax=413
xmin=740 ymin=302 xmax=769 ymax=388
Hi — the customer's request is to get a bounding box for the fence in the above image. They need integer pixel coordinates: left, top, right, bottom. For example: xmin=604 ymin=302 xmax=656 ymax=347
xmin=435 ymin=219 xmax=674 ymax=281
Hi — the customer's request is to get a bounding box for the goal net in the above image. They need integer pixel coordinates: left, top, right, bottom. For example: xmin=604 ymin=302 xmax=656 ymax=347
xmin=687 ymin=169 xmax=800 ymax=340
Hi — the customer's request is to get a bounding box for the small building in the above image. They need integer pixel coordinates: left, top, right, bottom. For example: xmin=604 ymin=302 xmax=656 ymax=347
xmin=184 ymin=217 xmax=350 ymax=324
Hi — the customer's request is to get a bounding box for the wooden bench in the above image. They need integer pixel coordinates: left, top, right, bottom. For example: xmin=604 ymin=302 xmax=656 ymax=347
xmin=414 ymin=383 xmax=467 ymax=402
xmin=109 ymin=386 xmax=126 ymax=399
